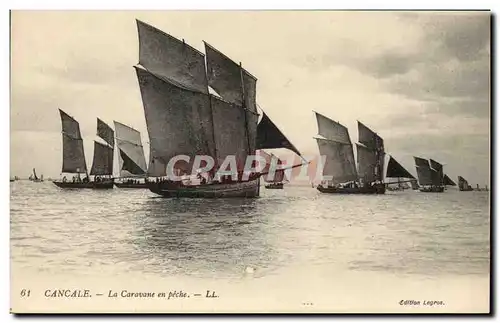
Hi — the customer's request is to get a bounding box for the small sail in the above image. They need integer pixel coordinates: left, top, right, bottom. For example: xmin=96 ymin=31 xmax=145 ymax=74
xmin=356 ymin=143 xmax=377 ymax=183
xmin=315 ymin=111 xmax=351 ymax=145
xmin=415 ymin=165 xmax=433 ymax=186
xmin=136 ymin=20 xmax=208 ymax=93
xmin=135 ymin=67 xmax=216 ymax=176
xmin=316 ymin=138 xmax=358 ymax=184
xmin=114 ymin=121 xmax=148 ymax=177
xmin=443 ymin=174 xmax=456 ymax=186
xmin=59 ymin=109 xmax=87 ymax=173
xmin=211 ymin=96 xmax=249 ymax=170
xmin=32 ymin=168 xmax=38 ymax=180
xmin=414 ymin=156 xmax=430 ymax=168
xmin=357 ymin=121 xmax=385 ymax=182
xmin=386 ymin=155 xmax=415 ymax=179
xmin=258 ymin=151 xmax=284 ymax=183
xmin=429 ymin=159 xmax=444 ymax=185
xmin=97 ymin=118 xmax=115 ymax=147
xmin=204 ymin=42 xmax=257 ymax=113
xmin=458 ymin=176 xmax=470 ymax=190
xmin=256 ymin=112 xmax=302 ymax=157
xmin=90 ymin=141 xmax=114 ymax=175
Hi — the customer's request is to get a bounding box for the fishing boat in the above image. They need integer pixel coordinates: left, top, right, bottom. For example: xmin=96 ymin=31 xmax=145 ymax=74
xmin=258 ymin=150 xmax=286 ymax=189
xmin=314 ymin=112 xmax=413 ymax=194
xmin=53 ymin=111 xmax=115 ymax=189
xmin=414 ymin=157 xmax=445 ymax=192
xmin=457 ymin=176 xmax=473 ymax=191
xmin=134 ymin=20 xmax=303 ymax=198
xmin=29 ymin=168 xmax=44 ymax=182
xmin=113 ymin=121 xmax=149 ymax=188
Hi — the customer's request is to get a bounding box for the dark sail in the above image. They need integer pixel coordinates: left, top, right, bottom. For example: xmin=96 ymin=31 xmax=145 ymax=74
xmin=429 ymin=159 xmax=444 ymax=186
xmin=357 ymin=121 xmax=384 ymax=182
xmin=90 ymin=141 xmax=114 ymax=175
xmin=97 ymin=118 xmax=115 ymax=147
xmin=59 ymin=109 xmax=87 ymax=173
xmin=119 ymin=149 xmax=145 ymax=176
xmin=136 ymin=20 xmax=209 ymax=94
xmin=114 ymin=121 xmax=148 ymax=177
xmin=386 ymin=155 xmax=415 ymax=179
xmin=415 ymin=165 xmax=433 ymax=186
xmin=414 ymin=156 xmax=430 ymax=168
xmin=256 ymin=112 xmax=302 ymax=157
xmin=430 ymin=168 xmax=441 ymax=186
xmin=135 ymin=67 xmax=216 ymax=176
xmin=443 ymin=174 xmax=456 ymax=186
xmin=356 ymin=143 xmax=377 ymax=183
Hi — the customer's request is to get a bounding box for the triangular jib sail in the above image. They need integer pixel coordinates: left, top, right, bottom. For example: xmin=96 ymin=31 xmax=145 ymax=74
xmin=386 ymin=155 xmax=415 ymax=179
xmin=59 ymin=109 xmax=87 ymax=174
xmin=256 ymin=112 xmax=302 ymax=158
xmin=114 ymin=121 xmax=148 ymax=177
xmin=443 ymin=174 xmax=456 ymax=186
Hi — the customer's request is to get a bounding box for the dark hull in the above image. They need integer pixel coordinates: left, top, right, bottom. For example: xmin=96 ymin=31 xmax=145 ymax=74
xmin=419 ymin=186 xmax=445 ymax=193
xmin=148 ymin=178 xmax=260 ymax=198
xmin=265 ymin=183 xmax=284 ymax=189
xmin=317 ymin=183 xmax=386 ymax=195
xmin=459 ymin=187 xmax=474 ymax=191
xmin=115 ymin=182 xmax=149 ymax=189
xmin=53 ymin=180 xmax=114 ymax=189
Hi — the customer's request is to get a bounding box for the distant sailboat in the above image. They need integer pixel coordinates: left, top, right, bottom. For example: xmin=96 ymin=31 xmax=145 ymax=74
xmin=384 ymin=155 xmax=416 ymax=191
xmin=414 ymin=157 xmax=445 ymax=192
xmin=113 ymin=121 xmax=149 ymax=189
xmin=314 ymin=112 xmax=411 ymax=194
xmin=134 ymin=20 xmax=303 ymax=198
xmin=458 ymin=176 xmax=473 ymax=191
xmin=29 ymin=168 xmax=44 ymax=182
xmin=259 ymin=150 xmax=285 ymax=189
xmin=53 ymin=111 xmax=114 ymax=189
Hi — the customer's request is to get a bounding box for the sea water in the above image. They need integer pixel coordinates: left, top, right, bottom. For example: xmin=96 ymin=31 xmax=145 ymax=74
xmin=10 ymin=180 xmax=490 ymax=313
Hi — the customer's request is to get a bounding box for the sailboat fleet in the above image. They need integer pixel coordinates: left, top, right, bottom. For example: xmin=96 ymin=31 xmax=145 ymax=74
xmin=35 ymin=19 xmax=486 ymax=196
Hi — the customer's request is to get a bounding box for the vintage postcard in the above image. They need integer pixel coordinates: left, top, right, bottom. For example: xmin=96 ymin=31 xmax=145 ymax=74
xmin=10 ymin=10 xmax=491 ymax=314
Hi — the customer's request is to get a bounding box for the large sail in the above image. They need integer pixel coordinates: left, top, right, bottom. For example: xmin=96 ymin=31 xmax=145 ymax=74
xmin=135 ymin=67 xmax=216 ymax=175
xmin=430 ymin=168 xmax=441 ymax=186
xmin=316 ymin=138 xmax=357 ymax=184
xmin=204 ymin=42 xmax=257 ymax=113
xmin=204 ymin=42 xmax=258 ymax=154
xmin=97 ymin=118 xmax=115 ymax=147
xmin=90 ymin=141 xmax=114 ymax=175
xmin=386 ymin=155 xmax=415 ymax=179
xmin=356 ymin=143 xmax=377 ymax=183
xmin=315 ymin=111 xmax=351 ymax=144
xmin=256 ymin=112 xmax=302 ymax=157
xmin=211 ymin=96 xmax=249 ymax=170
xmin=443 ymin=174 xmax=456 ymax=186
xmin=357 ymin=121 xmax=384 ymax=182
xmin=59 ymin=109 xmax=87 ymax=173
xmin=114 ymin=121 xmax=148 ymax=177
xmin=429 ymin=159 xmax=444 ymax=185
xmin=136 ymin=20 xmax=208 ymax=94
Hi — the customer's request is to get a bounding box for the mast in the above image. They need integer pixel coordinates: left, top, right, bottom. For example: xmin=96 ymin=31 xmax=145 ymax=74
xmin=240 ymin=62 xmax=252 ymax=156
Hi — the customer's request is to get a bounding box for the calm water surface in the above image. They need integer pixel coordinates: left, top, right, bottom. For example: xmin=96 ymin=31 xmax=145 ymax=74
xmin=10 ymin=181 xmax=490 ymax=280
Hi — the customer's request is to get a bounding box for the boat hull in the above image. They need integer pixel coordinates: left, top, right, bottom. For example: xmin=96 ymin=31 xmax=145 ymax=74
xmin=53 ymin=180 xmax=114 ymax=189
xmin=265 ymin=183 xmax=284 ymax=190
xmin=419 ymin=186 xmax=445 ymax=193
xmin=115 ymin=182 xmax=149 ymax=189
xmin=317 ymin=183 xmax=386 ymax=195
xmin=148 ymin=178 xmax=260 ymax=198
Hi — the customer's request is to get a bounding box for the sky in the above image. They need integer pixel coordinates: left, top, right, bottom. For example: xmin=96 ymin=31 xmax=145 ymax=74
xmin=10 ymin=10 xmax=491 ymax=185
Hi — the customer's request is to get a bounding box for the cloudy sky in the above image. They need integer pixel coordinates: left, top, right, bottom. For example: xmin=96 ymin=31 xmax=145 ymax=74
xmin=10 ymin=10 xmax=490 ymax=184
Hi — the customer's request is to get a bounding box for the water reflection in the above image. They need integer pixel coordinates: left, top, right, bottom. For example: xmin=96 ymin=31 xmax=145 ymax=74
xmin=131 ymin=197 xmax=284 ymax=278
